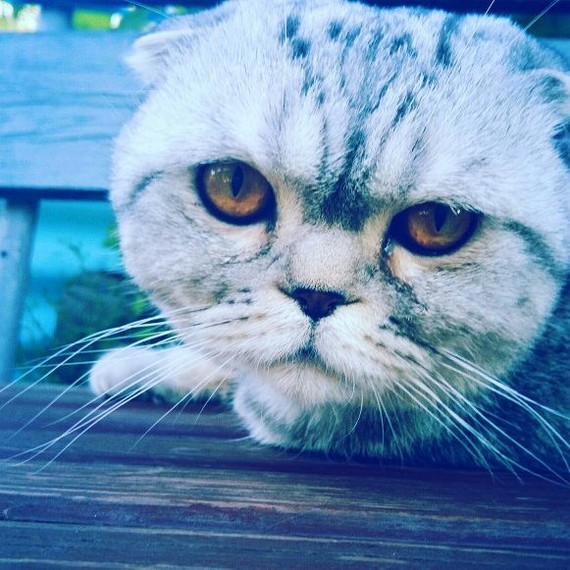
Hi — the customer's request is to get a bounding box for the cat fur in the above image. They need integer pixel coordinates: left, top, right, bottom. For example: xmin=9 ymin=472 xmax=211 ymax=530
xmin=90 ymin=0 xmax=570 ymax=477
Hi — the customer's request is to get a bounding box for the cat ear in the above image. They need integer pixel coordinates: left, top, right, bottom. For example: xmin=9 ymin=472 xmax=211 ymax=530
xmin=125 ymin=28 xmax=193 ymax=86
xmin=533 ymin=68 xmax=570 ymax=114
xmin=536 ymin=69 xmax=570 ymax=168
xmin=126 ymin=3 xmax=238 ymax=86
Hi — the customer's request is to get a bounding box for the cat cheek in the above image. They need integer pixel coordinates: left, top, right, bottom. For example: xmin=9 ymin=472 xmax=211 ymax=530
xmin=382 ymin=246 xmax=426 ymax=285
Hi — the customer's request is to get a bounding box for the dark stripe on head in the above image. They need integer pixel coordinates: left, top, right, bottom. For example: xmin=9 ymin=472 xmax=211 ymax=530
xmin=435 ymin=14 xmax=460 ymax=68
xmin=279 ymin=13 xmax=300 ymax=44
xmin=328 ymin=21 xmax=343 ymax=41
xmin=365 ymin=29 xmax=384 ymax=63
xmin=365 ymin=73 xmax=397 ymax=116
xmin=392 ymin=90 xmax=418 ymax=128
xmin=120 ymin=171 xmax=163 ymax=213
xmin=553 ymin=120 xmax=570 ymax=170
xmin=320 ymin=128 xmax=372 ymax=231
xmin=344 ymin=26 xmax=362 ymax=48
xmin=300 ymin=64 xmax=323 ymax=97
xmin=291 ymin=37 xmax=311 ymax=60
xmin=502 ymin=220 xmax=562 ymax=278
xmin=389 ymin=33 xmax=416 ymax=57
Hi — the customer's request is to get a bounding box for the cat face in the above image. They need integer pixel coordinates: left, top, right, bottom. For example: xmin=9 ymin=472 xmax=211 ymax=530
xmin=111 ymin=1 xmax=569 ymax=457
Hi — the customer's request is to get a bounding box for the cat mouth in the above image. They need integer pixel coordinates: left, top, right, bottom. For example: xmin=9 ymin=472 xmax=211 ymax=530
xmin=285 ymin=344 xmax=329 ymax=370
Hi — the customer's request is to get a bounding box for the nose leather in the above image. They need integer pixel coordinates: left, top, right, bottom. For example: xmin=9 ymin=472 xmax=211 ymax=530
xmin=289 ymin=287 xmax=348 ymax=321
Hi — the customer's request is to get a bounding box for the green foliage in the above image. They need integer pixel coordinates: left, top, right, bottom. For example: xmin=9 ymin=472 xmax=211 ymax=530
xmin=72 ymin=5 xmax=194 ymax=32
xmin=21 ymin=270 xmax=164 ymax=385
xmin=0 ymin=2 xmax=40 ymax=31
xmin=71 ymin=8 xmax=113 ymax=30
xmin=20 ymin=226 xmax=168 ymax=385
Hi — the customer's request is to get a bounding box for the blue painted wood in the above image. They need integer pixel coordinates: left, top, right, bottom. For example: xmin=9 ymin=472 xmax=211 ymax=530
xmin=0 ymin=198 xmax=39 ymax=382
xmin=1 ymin=384 xmax=569 ymax=567
xmin=0 ymin=32 xmax=138 ymax=192
xmin=0 ymin=32 xmax=138 ymax=381
xmin=2 ymin=33 xmax=568 ymax=195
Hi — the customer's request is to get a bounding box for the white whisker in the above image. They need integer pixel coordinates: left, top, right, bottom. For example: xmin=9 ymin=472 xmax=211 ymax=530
xmin=524 ymin=0 xmax=560 ymax=31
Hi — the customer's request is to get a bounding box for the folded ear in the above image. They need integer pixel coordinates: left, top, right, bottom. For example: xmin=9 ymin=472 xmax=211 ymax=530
xmin=543 ymin=69 xmax=570 ymax=113
xmin=125 ymin=29 xmax=191 ymax=86
xmin=541 ymin=70 xmax=570 ymax=168
xmin=125 ymin=3 xmax=237 ymax=86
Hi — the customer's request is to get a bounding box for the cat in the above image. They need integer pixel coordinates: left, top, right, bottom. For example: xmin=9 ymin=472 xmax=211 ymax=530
xmin=89 ymin=0 xmax=569 ymax=480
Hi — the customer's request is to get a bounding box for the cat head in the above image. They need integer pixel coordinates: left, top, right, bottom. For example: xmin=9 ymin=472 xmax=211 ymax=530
xmin=112 ymin=0 xmax=569 ymax=453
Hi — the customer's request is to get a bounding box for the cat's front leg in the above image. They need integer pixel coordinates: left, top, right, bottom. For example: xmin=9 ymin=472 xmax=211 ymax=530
xmin=89 ymin=346 xmax=233 ymax=403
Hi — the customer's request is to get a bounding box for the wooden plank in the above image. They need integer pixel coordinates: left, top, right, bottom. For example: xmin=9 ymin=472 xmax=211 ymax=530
xmin=0 ymin=187 xmax=108 ymax=201
xmin=1 ymin=520 xmax=568 ymax=569
xmin=0 ymin=32 xmax=138 ymax=191
xmin=0 ymin=385 xmax=569 ymax=568
xmin=0 ymin=199 xmax=39 ymax=382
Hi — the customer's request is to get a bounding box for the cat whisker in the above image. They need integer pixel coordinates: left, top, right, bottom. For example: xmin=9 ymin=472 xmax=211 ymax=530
xmin=438 ymin=349 xmax=570 ymax=448
xmin=339 ymin=386 xmax=365 ymax=442
xmin=523 ymin=0 xmax=561 ymax=32
xmin=439 ymin=348 xmax=570 ymax=422
xmin=7 ymin=309 xmax=183 ymax=390
xmin=411 ymin=359 xmax=570 ymax=484
xmin=124 ymin=0 xmax=172 ymax=23
xmin=26 ymin=315 xmax=248 ymax=464
xmin=483 ymin=0 xmax=498 ymax=17
xmin=13 ymin=356 xmax=192 ymax=468
xmin=434 ymin=351 xmax=570 ymax=480
xmin=129 ymin=352 xmax=236 ymax=450
xmin=8 ymin=327 xmax=186 ymax=438
xmin=360 ymin=376 xmax=389 ymax=456
xmin=395 ymin=379 xmax=499 ymax=476
xmin=381 ymin=389 xmax=407 ymax=465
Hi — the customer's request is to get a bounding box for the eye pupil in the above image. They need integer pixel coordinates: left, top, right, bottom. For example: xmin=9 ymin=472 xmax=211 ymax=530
xmin=231 ymin=165 xmax=244 ymax=198
xmin=434 ymin=204 xmax=448 ymax=232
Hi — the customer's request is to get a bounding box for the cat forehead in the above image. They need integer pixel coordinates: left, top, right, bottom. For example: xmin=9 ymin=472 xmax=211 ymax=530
xmin=121 ymin=1 xmax=569 ymax=240
xmin=138 ymin=0 xmax=556 ymax=84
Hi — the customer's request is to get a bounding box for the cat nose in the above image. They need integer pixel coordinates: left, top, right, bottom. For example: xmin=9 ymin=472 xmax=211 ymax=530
xmin=288 ymin=287 xmax=348 ymax=321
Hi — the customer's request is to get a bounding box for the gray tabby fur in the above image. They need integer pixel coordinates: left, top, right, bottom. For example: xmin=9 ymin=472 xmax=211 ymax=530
xmin=90 ymin=0 xmax=570 ymax=478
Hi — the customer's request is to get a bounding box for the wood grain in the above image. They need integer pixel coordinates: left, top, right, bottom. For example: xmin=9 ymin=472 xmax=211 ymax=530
xmin=1 ymin=384 xmax=569 ymax=568
xmin=1 ymin=33 xmax=137 ymax=191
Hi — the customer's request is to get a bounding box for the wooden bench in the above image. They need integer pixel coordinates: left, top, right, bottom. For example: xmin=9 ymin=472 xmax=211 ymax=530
xmin=0 ymin=29 xmax=134 ymax=380
xmin=1 ymin=382 xmax=570 ymax=568
xmin=1 ymin=2 xmax=570 ymax=566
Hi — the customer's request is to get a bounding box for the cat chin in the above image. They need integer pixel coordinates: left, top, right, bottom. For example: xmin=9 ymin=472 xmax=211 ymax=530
xmin=232 ymin=377 xmax=302 ymax=446
xmin=232 ymin=368 xmax=353 ymax=448
xmin=246 ymin=363 xmax=353 ymax=408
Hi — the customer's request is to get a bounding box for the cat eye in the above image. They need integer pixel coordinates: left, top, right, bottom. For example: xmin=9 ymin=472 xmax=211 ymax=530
xmin=390 ymin=202 xmax=478 ymax=255
xmin=196 ymin=161 xmax=275 ymax=224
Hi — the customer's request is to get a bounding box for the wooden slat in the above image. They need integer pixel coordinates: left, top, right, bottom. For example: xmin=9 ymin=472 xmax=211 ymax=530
xmin=0 ymin=384 xmax=569 ymax=568
xmin=0 ymin=32 xmax=138 ymax=191
xmin=0 ymin=199 xmax=39 ymax=382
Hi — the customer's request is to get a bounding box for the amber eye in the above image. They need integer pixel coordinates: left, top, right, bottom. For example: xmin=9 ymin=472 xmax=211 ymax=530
xmin=196 ymin=161 xmax=274 ymax=224
xmin=391 ymin=202 xmax=478 ymax=255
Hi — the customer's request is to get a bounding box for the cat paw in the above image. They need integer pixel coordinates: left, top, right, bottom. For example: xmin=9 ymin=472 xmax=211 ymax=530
xmin=89 ymin=346 xmax=234 ymax=403
xmin=89 ymin=347 xmax=159 ymax=397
